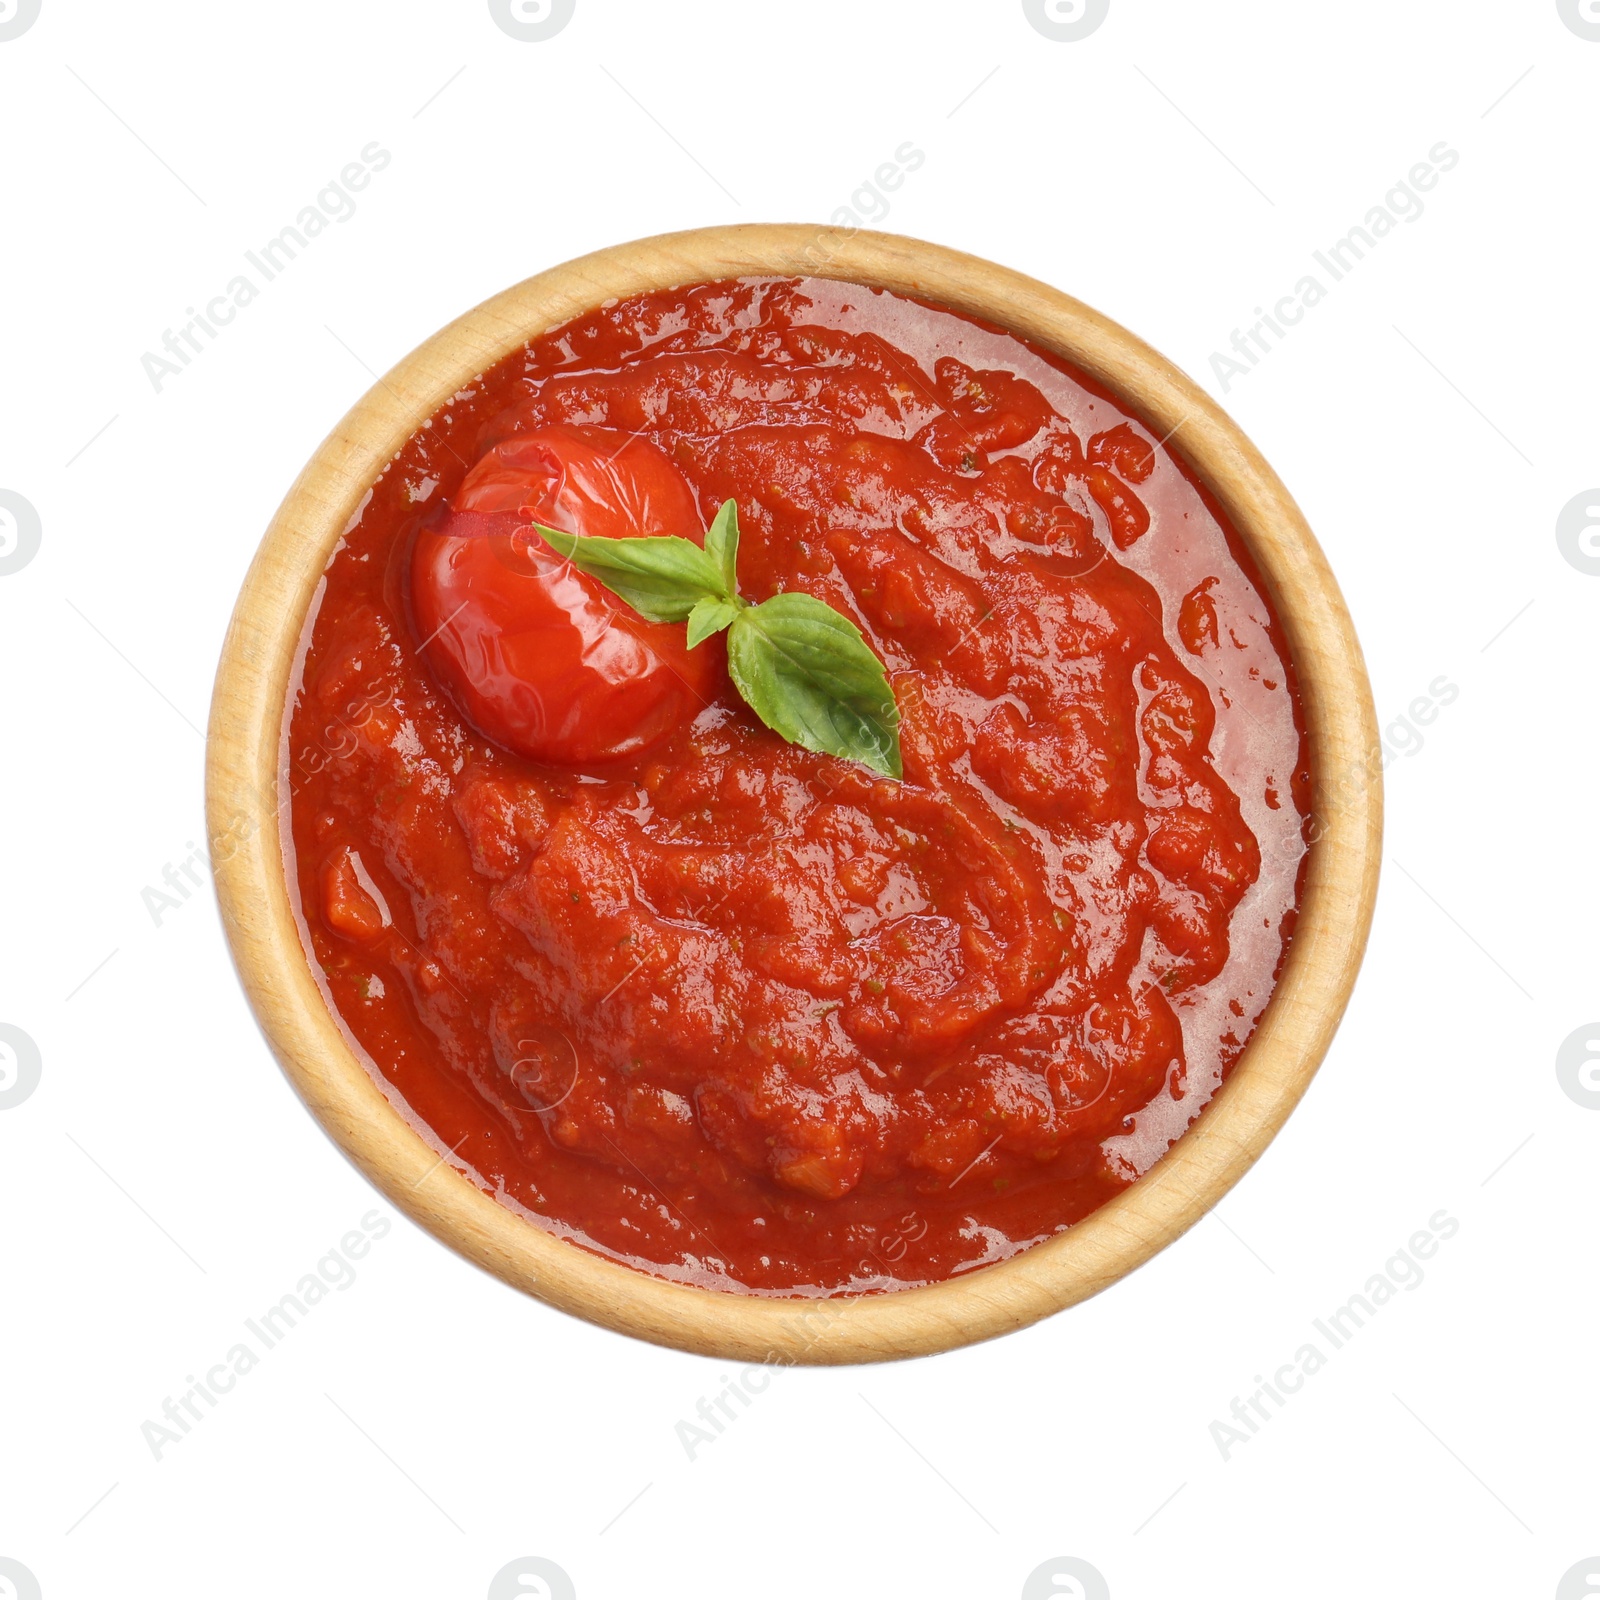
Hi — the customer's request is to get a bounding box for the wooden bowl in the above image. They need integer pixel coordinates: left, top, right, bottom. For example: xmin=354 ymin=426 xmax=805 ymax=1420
xmin=207 ymin=225 xmax=1381 ymax=1363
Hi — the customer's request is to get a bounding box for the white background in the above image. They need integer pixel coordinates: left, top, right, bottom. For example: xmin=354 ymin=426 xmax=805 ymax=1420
xmin=2 ymin=2 xmax=1596 ymax=1596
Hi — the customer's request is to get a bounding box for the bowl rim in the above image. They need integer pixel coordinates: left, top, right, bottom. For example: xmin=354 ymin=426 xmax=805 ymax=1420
xmin=206 ymin=223 xmax=1381 ymax=1364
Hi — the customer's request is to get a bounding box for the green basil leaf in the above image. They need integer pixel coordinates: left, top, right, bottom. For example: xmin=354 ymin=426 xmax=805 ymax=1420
xmin=530 ymin=500 xmax=901 ymax=781
xmin=532 ymin=524 xmax=725 ymax=623
xmin=704 ymin=499 xmax=740 ymax=596
xmin=686 ymin=594 xmax=742 ymax=649
xmin=725 ymin=592 xmax=902 ymax=780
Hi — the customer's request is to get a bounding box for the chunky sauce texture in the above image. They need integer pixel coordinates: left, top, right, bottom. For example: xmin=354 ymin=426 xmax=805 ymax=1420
xmin=286 ymin=277 xmax=1310 ymax=1294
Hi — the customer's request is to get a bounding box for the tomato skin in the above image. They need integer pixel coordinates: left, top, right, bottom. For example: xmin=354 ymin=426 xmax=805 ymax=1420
xmin=410 ymin=426 xmax=716 ymax=765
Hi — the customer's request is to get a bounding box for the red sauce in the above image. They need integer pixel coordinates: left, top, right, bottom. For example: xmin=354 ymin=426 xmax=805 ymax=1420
xmin=285 ymin=277 xmax=1310 ymax=1295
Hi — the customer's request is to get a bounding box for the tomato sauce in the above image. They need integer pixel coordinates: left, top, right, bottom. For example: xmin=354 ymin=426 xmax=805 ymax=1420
xmin=285 ymin=277 xmax=1310 ymax=1295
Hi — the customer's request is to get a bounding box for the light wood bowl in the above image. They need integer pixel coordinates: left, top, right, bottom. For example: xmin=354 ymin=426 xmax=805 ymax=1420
xmin=207 ymin=225 xmax=1381 ymax=1363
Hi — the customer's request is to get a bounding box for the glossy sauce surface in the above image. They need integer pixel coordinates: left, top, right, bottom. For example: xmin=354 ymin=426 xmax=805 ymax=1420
xmin=286 ymin=277 xmax=1310 ymax=1294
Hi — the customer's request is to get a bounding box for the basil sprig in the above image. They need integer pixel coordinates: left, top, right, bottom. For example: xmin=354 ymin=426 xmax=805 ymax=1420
xmin=534 ymin=500 xmax=902 ymax=780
